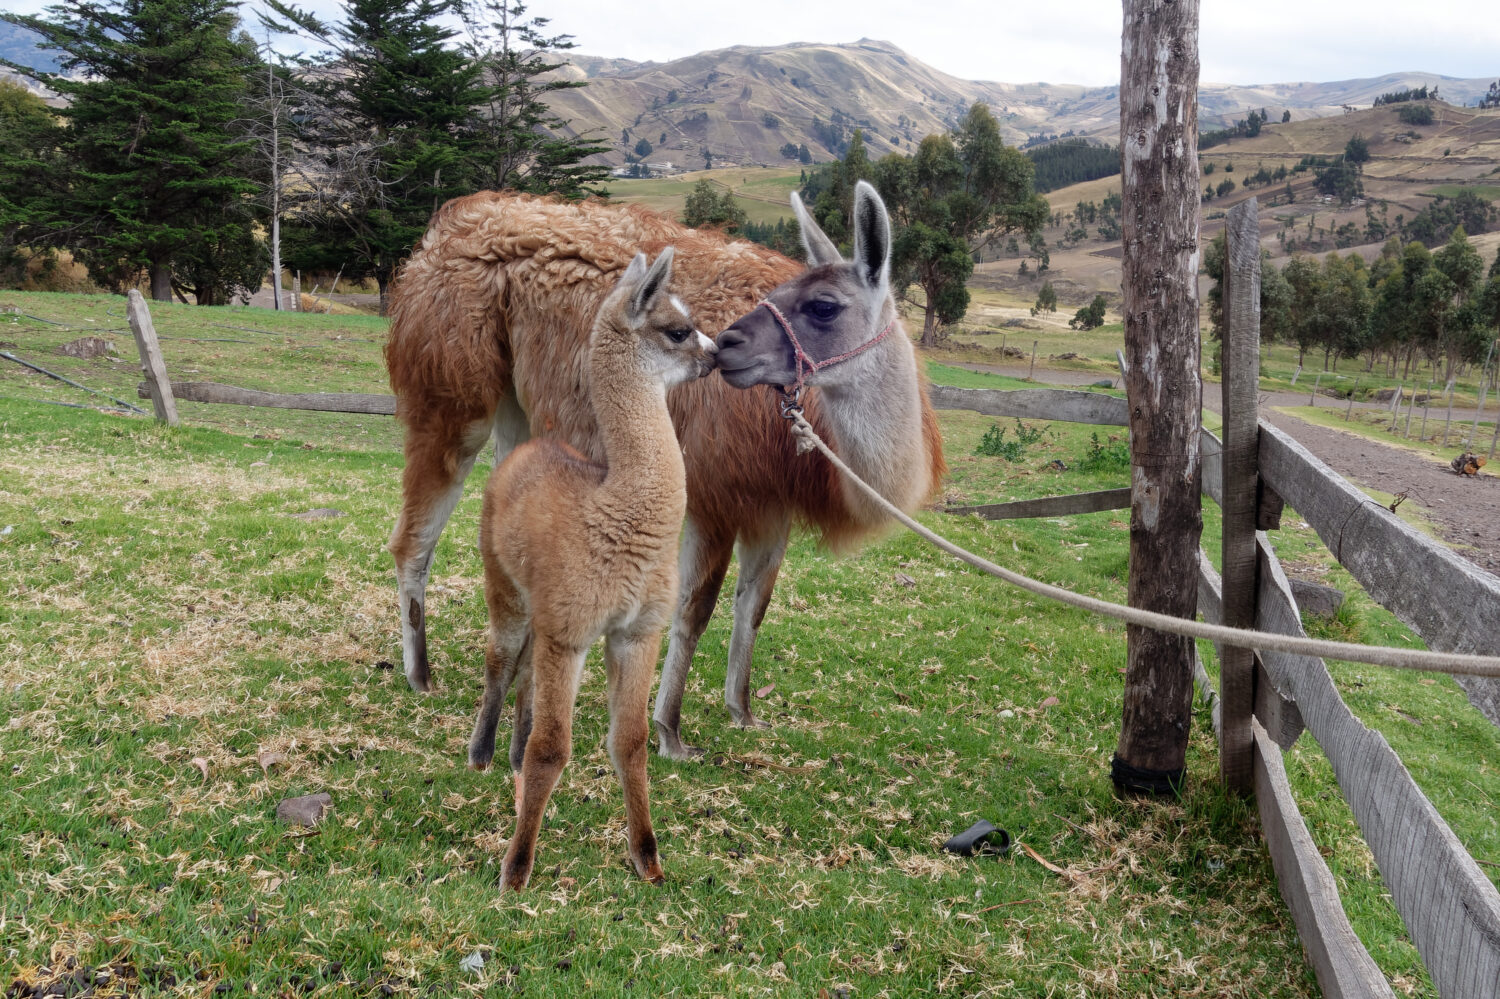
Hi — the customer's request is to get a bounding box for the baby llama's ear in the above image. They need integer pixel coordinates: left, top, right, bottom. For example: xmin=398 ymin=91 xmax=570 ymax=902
xmin=630 ymin=246 xmax=675 ymax=321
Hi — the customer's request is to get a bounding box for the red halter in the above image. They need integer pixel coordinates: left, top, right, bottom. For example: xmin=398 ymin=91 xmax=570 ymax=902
xmin=757 ymin=300 xmax=895 ymax=409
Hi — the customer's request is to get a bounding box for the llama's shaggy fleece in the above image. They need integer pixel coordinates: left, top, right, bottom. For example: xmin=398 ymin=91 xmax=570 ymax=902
xmin=385 ymin=191 xmax=946 ymax=553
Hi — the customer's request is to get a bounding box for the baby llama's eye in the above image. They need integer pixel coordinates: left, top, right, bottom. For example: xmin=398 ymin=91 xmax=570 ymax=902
xmin=665 ymin=327 xmax=692 ymax=343
xmin=805 ymin=299 xmax=841 ymax=322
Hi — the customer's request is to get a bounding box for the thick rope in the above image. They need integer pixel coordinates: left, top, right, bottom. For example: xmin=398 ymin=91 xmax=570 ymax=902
xmin=785 ymin=411 xmax=1500 ymax=679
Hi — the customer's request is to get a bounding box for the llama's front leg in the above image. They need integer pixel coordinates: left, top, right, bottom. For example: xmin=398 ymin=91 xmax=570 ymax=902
xmin=501 ymin=637 xmax=583 ymax=892
xmin=389 ymin=413 xmax=494 ymax=691
xmin=605 ymin=629 xmax=666 ymax=884
xmin=653 ymin=516 xmax=733 ymax=760
xmin=724 ymin=525 xmax=791 ymax=730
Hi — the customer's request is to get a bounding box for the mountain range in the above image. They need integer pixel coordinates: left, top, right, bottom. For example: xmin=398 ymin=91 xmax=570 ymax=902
xmin=3 ymin=21 xmax=1494 ymax=170
xmin=548 ymin=38 xmax=1498 ymax=168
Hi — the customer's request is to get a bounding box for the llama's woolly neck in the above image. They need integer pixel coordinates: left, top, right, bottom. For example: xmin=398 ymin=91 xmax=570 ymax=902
xmin=588 ymin=329 xmax=687 ymax=519
xmin=811 ymin=325 xmax=931 ymax=525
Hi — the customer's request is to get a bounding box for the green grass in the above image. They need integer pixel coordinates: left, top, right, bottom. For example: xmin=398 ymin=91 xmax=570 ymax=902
xmin=0 ymin=291 xmax=400 ymax=451
xmin=1421 ymin=184 xmax=1500 ymax=202
xmin=2 ymin=298 xmax=1498 ymax=997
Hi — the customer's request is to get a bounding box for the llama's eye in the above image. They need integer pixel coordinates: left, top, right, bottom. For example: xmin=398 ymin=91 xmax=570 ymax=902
xmin=665 ymin=327 xmax=692 ymax=343
xmin=805 ymin=299 xmax=842 ymax=322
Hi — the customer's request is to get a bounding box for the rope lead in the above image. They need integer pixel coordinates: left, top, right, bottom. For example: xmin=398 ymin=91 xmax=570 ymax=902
xmin=784 ymin=409 xmax=1500 ymax=679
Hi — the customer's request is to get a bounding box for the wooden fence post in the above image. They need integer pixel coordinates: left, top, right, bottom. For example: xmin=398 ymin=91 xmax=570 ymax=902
xmin=1219 ymin=198 xmax=1260 ymax=793
xmin=126 ymin=289 xmax=179 ymax=426
xmin=1029 ymin=340 xmax=1038 ymax=381
xmin=1113 ymin=0 xmax=1203 ymax=795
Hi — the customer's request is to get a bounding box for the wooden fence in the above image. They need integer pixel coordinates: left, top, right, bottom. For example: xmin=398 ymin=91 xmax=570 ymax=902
xmin=938 ymin=203 xmax=1500 ymax=997
xmin=125 ymin=253 xmax=1500 ymax=995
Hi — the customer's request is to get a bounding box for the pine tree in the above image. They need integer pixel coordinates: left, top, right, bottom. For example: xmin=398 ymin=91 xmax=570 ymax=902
xmin=459 ymin=0 xmax=608 ymax=197
xmin=0 ymin=80 xmax=62 ymax=285
xmin=3 ymin=0 xmax=264 ymax=303
xmin=267 ymin=0 xmax=489 ymax=312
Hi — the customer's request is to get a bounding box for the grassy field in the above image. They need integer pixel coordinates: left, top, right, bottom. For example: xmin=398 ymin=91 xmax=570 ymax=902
xmin=1421 ymin=184 xmax=1500 ymax=202
xmin=607 ymin=168 xmax=803 ymax=227
xmin=3 ymin=294 xmax=1499 ymax=997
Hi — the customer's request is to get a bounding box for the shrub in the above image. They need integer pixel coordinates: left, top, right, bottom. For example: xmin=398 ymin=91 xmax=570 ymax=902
xmin=975 ymin=424 xmax=1025 ymax=461
xmin=1077 ymin=432 xmax=1131 ymax=472
xmin=1397 ymin=103 xmax=1434 ymax=126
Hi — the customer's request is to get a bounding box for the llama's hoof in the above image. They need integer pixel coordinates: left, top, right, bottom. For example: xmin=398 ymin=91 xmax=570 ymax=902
xmin=654 ymin=723 xmax=706 ymax=762
xmin=499 ymin=854 xmax=532 ymax=893
xmin=405 ymin=666 xmax=433 ymax=693
xmin=730 ymin=712 xmax=772 ymax=731
xmin=468 ymin=738 xmax=497 ymax=771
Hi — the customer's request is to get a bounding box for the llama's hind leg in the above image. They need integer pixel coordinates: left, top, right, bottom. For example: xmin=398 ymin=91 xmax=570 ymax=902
xmin=723 ymin=520 xmax=791 ymax=730
xmin=501 ymin=636 xmax=583 ymax=892
xmin=606 ymin=628 xmax=666 ymax=884
xmin=469 ymin=573 xmax=529 ymax=770
xmin=389 ymin=411 xmax=494 ymax=691
xmin=653 ymin=515 xmax=734 ymax=760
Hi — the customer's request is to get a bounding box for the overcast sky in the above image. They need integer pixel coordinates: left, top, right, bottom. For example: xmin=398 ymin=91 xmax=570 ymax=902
xmin=545 ymin=0 xmax=1496 ymax=87
xmin=7 ymin=0 xmax=1498 ymax=87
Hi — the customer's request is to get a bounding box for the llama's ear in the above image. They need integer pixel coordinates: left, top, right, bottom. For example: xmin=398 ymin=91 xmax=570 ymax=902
xmin=791 ymin=191 xmax=843 ymax=267
xmin=630 ymin=246 xmax=674 ymax=320
xmin=622 ymin=252 xmax=648 ymax=286
xmin=851 ymin=181 xmax=891 ymax=291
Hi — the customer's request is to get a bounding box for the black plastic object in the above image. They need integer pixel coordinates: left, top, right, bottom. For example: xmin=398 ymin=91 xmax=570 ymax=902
xmin=941 ymin=820 xmax=1011 ymax=856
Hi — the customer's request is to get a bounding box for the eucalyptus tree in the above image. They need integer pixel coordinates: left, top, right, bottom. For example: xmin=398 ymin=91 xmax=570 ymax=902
xmin=871 ymin=104 xmax=1047 ymax=346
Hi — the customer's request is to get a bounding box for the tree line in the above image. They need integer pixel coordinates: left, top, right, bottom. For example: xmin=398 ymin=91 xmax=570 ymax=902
xmin=0 ymin=0 xmax=609 ymax=311
xmin=1206 ymin=227 xmax=1500 ymax=383
xmin=1025 ymin=139 xmax=1120 ymax=194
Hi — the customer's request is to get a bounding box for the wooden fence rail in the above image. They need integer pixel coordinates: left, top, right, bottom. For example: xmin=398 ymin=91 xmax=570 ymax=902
xmin=140 ymin=379 xmax=397 ymax=415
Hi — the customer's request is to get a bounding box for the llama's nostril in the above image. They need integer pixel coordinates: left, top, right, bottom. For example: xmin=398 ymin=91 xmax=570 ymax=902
xmin=716 ymin=328 xmax=746 ymax=351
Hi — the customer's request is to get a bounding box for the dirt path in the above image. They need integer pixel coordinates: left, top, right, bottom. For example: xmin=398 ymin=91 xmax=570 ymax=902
xmin=1204 ymin=386 xmax=1500 ymax=578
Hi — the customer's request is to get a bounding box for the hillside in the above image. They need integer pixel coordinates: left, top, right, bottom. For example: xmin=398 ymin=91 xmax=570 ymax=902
xmin=975 ymin=101 xmax=1500 ymax=308
xmin=545 ymin=37 xmax=1499 ymax=169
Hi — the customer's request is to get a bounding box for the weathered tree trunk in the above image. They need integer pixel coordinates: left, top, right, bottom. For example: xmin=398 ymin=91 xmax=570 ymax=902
xmin=378 ymin=273 xmax=392 ymax=318
xmin=921 ymin=294 xmax=939 ymax=347
xmin=1114 ymin=0 xmax=1203 ymax=795
xmin=149 ymin=261 xmax=173 ymax=303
